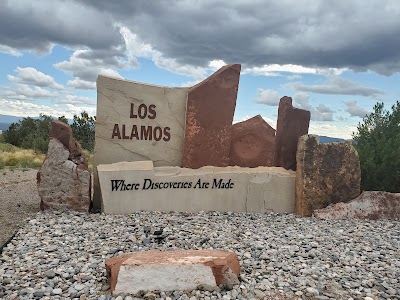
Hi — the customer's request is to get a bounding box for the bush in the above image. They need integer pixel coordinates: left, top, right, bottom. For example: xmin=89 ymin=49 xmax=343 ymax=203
xmin=3 ymin=112 xmax=96 ymax=153
xmin=353 ymin=101 xmax=400 ymax=192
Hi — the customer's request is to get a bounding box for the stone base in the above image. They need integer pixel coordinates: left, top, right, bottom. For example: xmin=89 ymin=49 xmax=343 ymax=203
xmin=97 ymin=161 xmax=295 ymax=214
xmin=105 ymin=250 xmax=240 ymax=295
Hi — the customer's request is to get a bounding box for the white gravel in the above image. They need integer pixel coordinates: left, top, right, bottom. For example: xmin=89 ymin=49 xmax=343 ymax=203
xmin=0 ymin=210 xmax=399 ymax=300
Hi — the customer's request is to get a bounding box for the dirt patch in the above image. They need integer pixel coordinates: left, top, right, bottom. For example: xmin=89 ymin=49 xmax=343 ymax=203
xmin=0 ymin=168 xmax=40 ymax=247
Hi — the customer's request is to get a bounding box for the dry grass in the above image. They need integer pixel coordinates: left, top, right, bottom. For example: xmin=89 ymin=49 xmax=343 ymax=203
xmin=0 ymin=143 xmax=45 ymax=169
xmin=0 ymin=142 xmax=94 ymax=171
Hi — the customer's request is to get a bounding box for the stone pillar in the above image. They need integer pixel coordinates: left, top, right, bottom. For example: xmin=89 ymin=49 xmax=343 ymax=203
xmin=295 ymin=134 xmax=361 ymax=217
xmin=274 ymin=96 xmax=310 ymax=171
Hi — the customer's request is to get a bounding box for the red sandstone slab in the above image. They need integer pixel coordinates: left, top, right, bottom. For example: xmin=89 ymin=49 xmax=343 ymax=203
xmin=229 ymin=115 xmax=275 ymax=167
xmin=182 ymin=64 xmax=241 ymax=169
xmin=105 ymin=250 xmax=240 ymax=295
xmin=274 ymin=96 xmax=310 ymax=171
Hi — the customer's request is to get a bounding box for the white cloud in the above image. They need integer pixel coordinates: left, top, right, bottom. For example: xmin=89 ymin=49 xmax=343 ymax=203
xmin=294 ymin=92 xmax=334 ymax=121
xmin=3 ymin=84 xmax=57 ymax=100
xmin=67 ymin=79 xmax=96 ymax=90
xmin=0 ymin=99 xmax=95 ymax=119
xmin=209 ymin=60 xmax=227 ymax=70
xmin=54 ymin=48 xmax=130 ymax=89
xmin=287 ymin=74 xmax=302 ymax=80
xmin=309 ymin=123 xmax=357 ymax=139
xmin=244 ymin=64 xmax=318 ymax=77
xmin=286 ymin=76 xmax=384 ymax=99
xmin=57 ymin=95 xmax=96 ymax=105
xmin=0 ymin=44 xmax=22 ymax=56
xmin=343 ymin=100 xmax=369 ymax=118
xmin=7 ymin=67 xmax=64 ymax=90
xmin=255 ymin=88 xmax=280 ymax=106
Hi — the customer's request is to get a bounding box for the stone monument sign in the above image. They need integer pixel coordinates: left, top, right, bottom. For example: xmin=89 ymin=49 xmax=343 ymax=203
xmin=93 ymin=76 xmax=188 ymax=211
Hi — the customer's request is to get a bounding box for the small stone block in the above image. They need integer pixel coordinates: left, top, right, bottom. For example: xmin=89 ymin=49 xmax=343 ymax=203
xmin=229 ymin=115 xmax=275 ymax=167
xmin=105 ymin=250 xmax=240 ymax=295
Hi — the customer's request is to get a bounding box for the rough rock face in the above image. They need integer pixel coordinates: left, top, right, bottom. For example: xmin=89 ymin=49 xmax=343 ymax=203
xmin=105 ymin=250 xmax=240 ymax=295
xmin=37 ymin=121 xmax=91 ymax=212
xmin=313 ymin=191 xmax=400 ymax=220
xmin=182 ymin=64 xmax=241 ymax=169
xmin=229 ymin=115 xmax=275 ymax=167
xmin=50 ymin=120 xmax=87 ymax=167
xmin=296 ymin=135 xmax=361 ymax=217
xmin=274 ymin=96 xmax=310 ymax=171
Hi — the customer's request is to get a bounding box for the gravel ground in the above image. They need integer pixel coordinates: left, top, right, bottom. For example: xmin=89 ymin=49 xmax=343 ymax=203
xmin=0 ymin=169 xmax=40 ymax=247
xmin=0 ymin=210 xmax=399 ymax=300
xmin=0 ymin=170 xmax=399 ymax=300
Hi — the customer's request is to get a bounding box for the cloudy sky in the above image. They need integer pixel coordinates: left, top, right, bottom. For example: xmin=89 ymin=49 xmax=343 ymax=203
xmin=1 ymin=0 xmax=400 ymax=138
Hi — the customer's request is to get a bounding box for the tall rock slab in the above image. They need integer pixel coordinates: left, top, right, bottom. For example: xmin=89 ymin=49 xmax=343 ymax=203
xmin=229 ymin=115 xmax=275 ymax=167
xmin=274 ymin=96 xmax=310 ymax=171
xmin=93 ymin=76 xmax=188 ymax=211
xmin=296 ymin=135 xmax=361 ymax=217
xmin=182 ymin=64 xmax=241 ymax=169
xmin=37 ymin=121 xmax=91 ymax=212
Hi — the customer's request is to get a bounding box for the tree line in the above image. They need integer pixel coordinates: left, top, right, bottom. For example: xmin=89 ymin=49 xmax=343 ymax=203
xmin=2 ymin=112 xmax=95 ymax=153
xmin=1 ymin=102 xmax=399 ymax=192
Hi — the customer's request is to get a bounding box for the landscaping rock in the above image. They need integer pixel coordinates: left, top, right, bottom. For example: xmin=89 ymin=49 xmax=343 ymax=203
xmin=274 ymin=96 xmax=310 ymax=171
xmin=296 ymin=134 xmax=361 ymax=217
xmin=182 ymin=64 xmax=241 ymax=169
xmin=37 ymin=138 xmax=91 ymax=212
xmin=229 ymin=115 xmax=275 ymax=167
xmin=105 ymin=250 xmax=240 ymax=295
xmin=314 ymin=191 xmax=400 ymax=220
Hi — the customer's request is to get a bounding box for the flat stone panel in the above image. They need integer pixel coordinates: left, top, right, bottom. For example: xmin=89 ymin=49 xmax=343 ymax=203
xmin=105 ymin=250 xmax=240 ymax=295
xmin=93 ymin=76 xmax=188 ymax=211
xmin=296 ymin=135 xmax=361 ymax=217
xmin=229 ymin=115 xmax=275 ymax=167
xmin=97 ymin=161 xmax=295 ymax=214
xmin=274 ymin=96 xmax=310 ymax=171
xmin=182 ymin=64 xmax=241 ymax=169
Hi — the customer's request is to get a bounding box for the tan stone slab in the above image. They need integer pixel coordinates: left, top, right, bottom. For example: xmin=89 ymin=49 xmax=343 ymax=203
xmin=97 ymin=161 xmax=295 ymax=214
xmin=93 ymin=76 xmax=188 ymax=211
xmin=105 ymin=250 xmax=240 ymax=294
xmin=296 ymin=135 xmax=361 ymax=217
xmin=182 ymin=64 xmax=241 ymax=169
xmin=229 ymin=115 xmax=275 ymax=167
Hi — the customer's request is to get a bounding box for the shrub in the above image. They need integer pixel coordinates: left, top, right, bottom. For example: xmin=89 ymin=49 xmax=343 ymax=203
xmin=353 ymin=101 xmax=400 ymax=192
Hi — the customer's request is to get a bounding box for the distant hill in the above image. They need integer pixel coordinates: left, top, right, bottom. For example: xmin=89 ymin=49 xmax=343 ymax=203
xmin=319 ymin=135 xmax=345 ymax=143
xmin=0 ymin=114 xmax=74 ymax=132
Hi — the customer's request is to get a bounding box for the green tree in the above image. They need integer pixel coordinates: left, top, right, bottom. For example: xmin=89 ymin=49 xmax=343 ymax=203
xmin=353 ymin=101 xmax=400 ymax=192
xmin=71 ymin=111 xmax=96 ymax=152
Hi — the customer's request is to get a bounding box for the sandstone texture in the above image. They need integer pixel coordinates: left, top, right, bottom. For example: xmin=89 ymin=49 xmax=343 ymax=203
xmin=182 ymin=64 xmax=241 ymax=169
xmin=314 ymin=191 xmax=400 ymax=220
xmin=93 ymin=76 xmax=188 ymax=211
xmin=50 ymin=120 xmax=86 ymax=166
xmin=37 ymin=138 xmax=91 ymax=212
xmin=229 ymin=115 xmax=275 ymax=167
xmin=105 ymin=250 xmax=240 ymax=295
xmin=274 ymin=96 xmax=310 ymax=171
xmin=296 ymin=135 xmax=361 ymax=217
xmin=98 ymin=161 xmax=296 ymax=214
